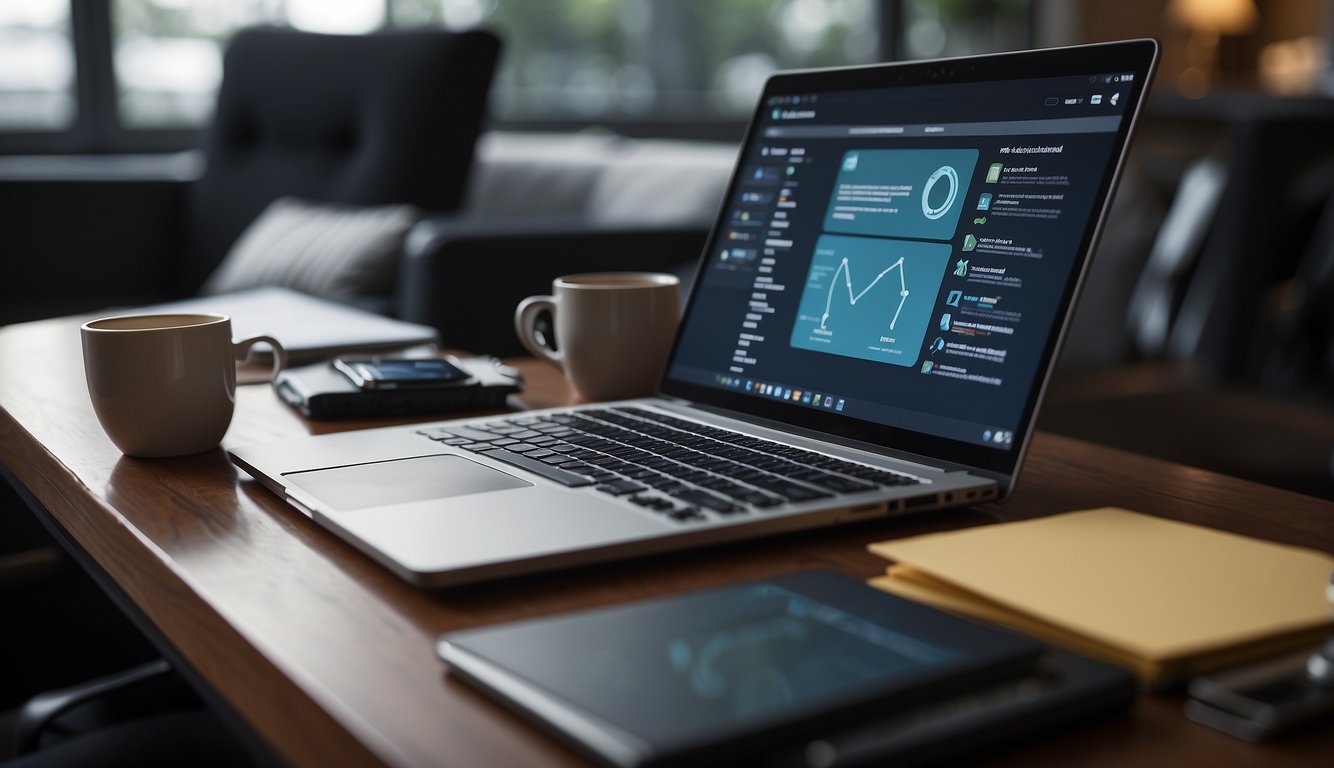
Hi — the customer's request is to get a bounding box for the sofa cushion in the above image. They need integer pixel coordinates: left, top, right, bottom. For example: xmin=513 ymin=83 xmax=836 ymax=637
xmin=464 ymin=132 xmax=626 ymax=218
xmin=463 ymin=132 xmax=736 ymax=226
xmin=585 ymin=139 xmax=736 ymax=226
xmin=201 ymin=196 xmax=418 ymax=298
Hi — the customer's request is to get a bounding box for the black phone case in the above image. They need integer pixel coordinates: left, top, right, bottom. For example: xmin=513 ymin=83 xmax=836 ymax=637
xmin=274 ymin=357 xmax=522 ymax=419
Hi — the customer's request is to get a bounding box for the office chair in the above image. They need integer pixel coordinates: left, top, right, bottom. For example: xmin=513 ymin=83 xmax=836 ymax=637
xmin=7 ymin=662 xmax=257 ymax=767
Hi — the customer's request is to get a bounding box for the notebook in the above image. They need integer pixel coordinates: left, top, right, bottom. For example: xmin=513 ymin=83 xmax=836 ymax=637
xmin=868 ymin=508 xmax=1334 ymax=687
xmin=131 ymin=286 xmax=440 ymax=364
xmin=230 ymin=40 xmax=1160 ymax=587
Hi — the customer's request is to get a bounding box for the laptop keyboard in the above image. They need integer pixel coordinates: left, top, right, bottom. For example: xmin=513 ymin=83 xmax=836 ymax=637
xmin=417 ymin=406 xmax=920 ymax=524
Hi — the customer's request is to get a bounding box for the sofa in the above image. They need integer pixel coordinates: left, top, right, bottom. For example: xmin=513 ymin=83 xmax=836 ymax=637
xmin=0 ymin=130 xmax=736 ymax=356
xmin=398 ymin=131 xmax=737 ymax=355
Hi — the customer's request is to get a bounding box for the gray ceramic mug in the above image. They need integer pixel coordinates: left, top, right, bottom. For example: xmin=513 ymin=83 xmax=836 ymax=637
xmin=81 ymin=313 xmax=286 ymax=457
xmin=514 ymin=273 xmax=680 ymax=401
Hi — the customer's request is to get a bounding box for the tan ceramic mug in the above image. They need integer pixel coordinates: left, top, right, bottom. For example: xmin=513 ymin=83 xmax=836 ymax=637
xmin=81 ymin=313 xmax=287 ymax=457
xmin=514 ymin=273 xmax=680 ymax=401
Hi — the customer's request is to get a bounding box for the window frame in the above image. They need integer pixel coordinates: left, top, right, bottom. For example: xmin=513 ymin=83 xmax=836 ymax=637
xmin=0 ymin=1 xmax=197 ymax=154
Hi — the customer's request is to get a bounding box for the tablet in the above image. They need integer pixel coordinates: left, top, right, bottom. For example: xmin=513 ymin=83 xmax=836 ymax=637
xmin=437 ymin=571 xmax=1044 ymax=767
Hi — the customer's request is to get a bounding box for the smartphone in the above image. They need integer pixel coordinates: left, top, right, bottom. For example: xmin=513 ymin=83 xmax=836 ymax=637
xmin=332 ymin=356 xmax=475 ymax=390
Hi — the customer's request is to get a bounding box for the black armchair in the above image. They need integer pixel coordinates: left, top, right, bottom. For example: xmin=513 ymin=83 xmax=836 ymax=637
xmin=0 ymin=25 xmax=501 ymax=325
xmin=183 ymin=25 xmax=501 ymax=295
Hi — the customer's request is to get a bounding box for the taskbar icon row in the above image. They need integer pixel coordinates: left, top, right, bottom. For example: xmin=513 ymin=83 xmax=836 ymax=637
xmin=716 ymin=375 xmax=846 ymax=413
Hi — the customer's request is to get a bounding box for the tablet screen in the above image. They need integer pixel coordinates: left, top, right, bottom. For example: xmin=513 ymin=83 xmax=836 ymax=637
xmin=486 ymin=584 xmax=957 ymax=738
xmin=441 ymin=572 xmax=1040 ymax=765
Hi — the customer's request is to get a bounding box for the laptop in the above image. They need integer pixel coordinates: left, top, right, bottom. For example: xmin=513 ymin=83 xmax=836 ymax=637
xmin=230 ymin=40 xmax=1160 ymax=587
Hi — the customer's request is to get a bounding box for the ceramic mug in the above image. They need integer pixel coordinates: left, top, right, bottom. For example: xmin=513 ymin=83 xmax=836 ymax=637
xmin=81 ymin=313 xmax=286 ymax=457
xmin=514 ymin=273 xmax=680 ymax=401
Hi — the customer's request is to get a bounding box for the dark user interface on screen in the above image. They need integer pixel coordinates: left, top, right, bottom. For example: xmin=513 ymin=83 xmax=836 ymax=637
xmin=667 ymin=71 xmax=1138 ymax=452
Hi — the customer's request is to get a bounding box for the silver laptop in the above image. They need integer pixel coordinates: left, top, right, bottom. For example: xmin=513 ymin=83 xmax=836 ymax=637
xmin=231 ymin=40 xmax=1159 ymax=587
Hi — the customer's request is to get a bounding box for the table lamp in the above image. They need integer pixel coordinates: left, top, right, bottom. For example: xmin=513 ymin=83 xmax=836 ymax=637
xmin=1168 ymin=0 xmax=1258 ymax=97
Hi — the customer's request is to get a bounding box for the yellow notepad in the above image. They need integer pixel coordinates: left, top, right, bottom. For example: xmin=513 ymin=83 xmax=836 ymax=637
xmin=868 ymin=508 xmax=1334 ymax=687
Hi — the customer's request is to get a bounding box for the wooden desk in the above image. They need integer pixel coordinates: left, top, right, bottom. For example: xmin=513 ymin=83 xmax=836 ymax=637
xmin=2 ymin=314 xmax=1332 ymax=767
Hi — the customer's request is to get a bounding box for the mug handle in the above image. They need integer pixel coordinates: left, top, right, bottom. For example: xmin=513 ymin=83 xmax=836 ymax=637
xmin=233 ymin=335 xmax=288 ymax=381
xmin=514 ymin=295 xmax=562 ymax=367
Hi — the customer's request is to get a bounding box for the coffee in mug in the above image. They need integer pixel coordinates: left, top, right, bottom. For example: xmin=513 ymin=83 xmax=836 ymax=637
xmin=81 ymin=313 xmax=286 ymax=457
xmin=514 ymin=273 xmax=679 ymax=401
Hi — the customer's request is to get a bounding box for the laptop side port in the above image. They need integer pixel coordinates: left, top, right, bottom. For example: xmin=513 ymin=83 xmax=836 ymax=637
xmin=841 ymin=502 xmax=887 ymax=520
xmin=904 ymin=494 xmax=938 ymax=510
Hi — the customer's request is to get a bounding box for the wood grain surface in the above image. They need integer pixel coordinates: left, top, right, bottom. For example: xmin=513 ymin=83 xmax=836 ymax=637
xmin=1 ymin=314 xmax=1331 ymax=768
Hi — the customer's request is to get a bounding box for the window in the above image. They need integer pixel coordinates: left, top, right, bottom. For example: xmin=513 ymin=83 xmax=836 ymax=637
xmin=0 ymin=1 xmax=75 ymax=130
xmin=901 ymin=0 xmax=1032 ymax=60
xmin=0 ymin=0 xmax=1035 ymax=154
xmin=111 ymin=0 xmax=391 ymax=129
xmin=394 ymin=0 xmax=880 ymax=122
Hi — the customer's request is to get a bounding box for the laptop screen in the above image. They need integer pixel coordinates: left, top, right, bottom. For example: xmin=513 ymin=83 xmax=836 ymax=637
xmin=662 ymin=41 xmax=1157 ymax=479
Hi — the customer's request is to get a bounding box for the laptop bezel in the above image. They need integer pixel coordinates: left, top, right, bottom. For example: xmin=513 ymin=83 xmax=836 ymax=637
xmin=658 ymin=39 xmax=1160 ymax=484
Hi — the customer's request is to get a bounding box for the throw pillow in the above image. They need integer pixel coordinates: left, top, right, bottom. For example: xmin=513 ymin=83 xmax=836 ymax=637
xmin=201 ymin=197 xmax=419 ymax=298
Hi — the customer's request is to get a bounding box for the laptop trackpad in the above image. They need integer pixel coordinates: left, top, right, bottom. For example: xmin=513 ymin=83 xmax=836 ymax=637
xmin=285 ymin=455 xmax=532 ymax=512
